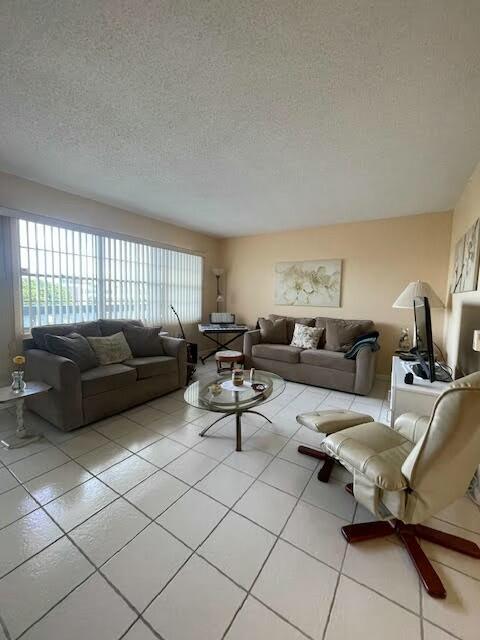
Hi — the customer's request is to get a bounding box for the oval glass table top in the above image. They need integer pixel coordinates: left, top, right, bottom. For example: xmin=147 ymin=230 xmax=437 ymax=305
xmin=184 ymin=369 xmax=285 ymax=413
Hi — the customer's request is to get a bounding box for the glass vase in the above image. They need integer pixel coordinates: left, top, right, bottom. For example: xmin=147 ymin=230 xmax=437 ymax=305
xmin=11 ymin=370 xmax=25 ymax=393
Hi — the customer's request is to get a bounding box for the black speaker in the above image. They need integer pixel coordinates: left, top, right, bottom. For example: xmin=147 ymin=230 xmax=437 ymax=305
xmin=404 ymin=372 xmax=414 ymax=385
xmin=187 ymin=342 xmax=198 ymax=364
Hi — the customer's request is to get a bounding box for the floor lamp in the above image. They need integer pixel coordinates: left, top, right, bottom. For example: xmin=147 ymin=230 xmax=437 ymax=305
xmin=212 ymin=268 xmax=224 ymax=312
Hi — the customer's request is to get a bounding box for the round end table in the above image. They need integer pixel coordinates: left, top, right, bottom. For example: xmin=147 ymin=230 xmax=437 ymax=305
xmin=215 ymin=350 xmax=245 ymax=373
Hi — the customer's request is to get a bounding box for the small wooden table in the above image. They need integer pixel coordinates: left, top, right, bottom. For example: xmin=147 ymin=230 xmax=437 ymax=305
xmin=215 ymin=350 xmax=245 ymax=373
xmin=0 ymin=381 xmax=51 ymax=449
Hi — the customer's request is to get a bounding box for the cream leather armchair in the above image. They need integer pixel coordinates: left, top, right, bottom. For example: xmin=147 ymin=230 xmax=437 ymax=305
xmin=322 ymin=371 xmax=480 ymax=599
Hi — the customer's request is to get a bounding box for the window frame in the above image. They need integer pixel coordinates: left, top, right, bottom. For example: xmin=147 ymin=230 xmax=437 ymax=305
xmin=2 ymin=208 xmax=205 ymax=336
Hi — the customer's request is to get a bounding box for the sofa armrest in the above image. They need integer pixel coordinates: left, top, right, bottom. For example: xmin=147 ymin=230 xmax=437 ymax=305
xmin=25 ymin=349 xmax=80 ymax=390
xmin=393 ymin=412 xmax=430 ymax=444
xmin=353 ymin=347 xmax=378 ymax=395
xmin=243 ymin=329 xmax=261 ymax=363
xmin=324 ymin=431 xmax=408 ymax=491
xmin=161 ymin=337 xmax=187 ymax=386
xmin=24 ymin=349 xmax=83 ymax=430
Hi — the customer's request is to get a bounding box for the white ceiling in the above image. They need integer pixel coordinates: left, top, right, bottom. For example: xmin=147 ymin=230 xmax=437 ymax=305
xmin=1 ymin=1 xmax=479 ymax=237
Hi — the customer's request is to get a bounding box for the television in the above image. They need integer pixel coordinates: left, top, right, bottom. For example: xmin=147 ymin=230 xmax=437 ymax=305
xmin=412 ymin=296 xmax=436 ymax=382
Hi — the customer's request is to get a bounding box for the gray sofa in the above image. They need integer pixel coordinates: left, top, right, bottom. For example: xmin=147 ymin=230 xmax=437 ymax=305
xmin=243 ymin=314 xmax=378 ymax=395
xmin=23 ymin=319 xmax=187 ymax=431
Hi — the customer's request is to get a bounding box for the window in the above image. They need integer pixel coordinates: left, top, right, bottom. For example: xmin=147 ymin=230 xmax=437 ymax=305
xmin=18 ymin=218 xmax=203 ymax=332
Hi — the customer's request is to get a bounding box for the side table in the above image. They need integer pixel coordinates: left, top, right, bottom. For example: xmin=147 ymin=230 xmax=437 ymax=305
xmin=0 ymin=382 xmax=51 ymax=449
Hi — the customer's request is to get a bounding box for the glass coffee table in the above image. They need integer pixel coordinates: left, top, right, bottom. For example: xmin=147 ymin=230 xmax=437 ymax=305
xmin=184 ymin=370 xmax=285 ymax=451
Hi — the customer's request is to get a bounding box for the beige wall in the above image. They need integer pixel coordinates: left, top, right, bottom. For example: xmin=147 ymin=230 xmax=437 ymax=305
xmin=221 ymin=211 xmax=452 ymax=375
xmin=443 ymin=161 xmax=480 ymax=377
xmin=0 ymin=172 xmax=222 ymax=382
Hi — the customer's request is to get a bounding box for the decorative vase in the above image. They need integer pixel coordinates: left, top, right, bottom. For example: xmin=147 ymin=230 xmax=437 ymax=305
xmin=11 ymin=370 xmax=25 ymax=393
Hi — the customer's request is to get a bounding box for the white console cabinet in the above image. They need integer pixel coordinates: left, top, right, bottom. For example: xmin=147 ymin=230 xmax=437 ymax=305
xmin=389 ymin=356 xmax=450 ymax=426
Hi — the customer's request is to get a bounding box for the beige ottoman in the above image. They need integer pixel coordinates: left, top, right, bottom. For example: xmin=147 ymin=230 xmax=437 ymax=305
xmin=296 ymin=410 xmax=374 ymax=483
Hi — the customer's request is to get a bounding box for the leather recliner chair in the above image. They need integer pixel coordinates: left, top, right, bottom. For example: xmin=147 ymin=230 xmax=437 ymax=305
xmin=321 ymin=371 xmax=480 ymax=598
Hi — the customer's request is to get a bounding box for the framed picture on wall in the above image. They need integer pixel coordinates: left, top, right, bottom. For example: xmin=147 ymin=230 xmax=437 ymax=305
xmin=452 ymin=218 xmax=480 ymax=293
xmin=274 ymin=259 xmax=342 ymax=306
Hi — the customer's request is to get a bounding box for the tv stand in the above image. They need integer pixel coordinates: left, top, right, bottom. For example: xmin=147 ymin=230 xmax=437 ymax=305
xmin=389 ymin=356 xmax=450 ymax=426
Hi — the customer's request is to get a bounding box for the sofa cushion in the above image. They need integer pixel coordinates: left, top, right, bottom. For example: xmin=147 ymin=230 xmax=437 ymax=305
xmin=300 ymin=348 xmax=356 ymax=373
xmin=325 ymin=318 xmax=375 ymax=352
xmin=32 ymin=321 xmax=101 ymax=350
xmin=99 ymin=318 xmax=144 ymax=336
xmin=258 ymin=317 xmax=287 ymax=344
xmin=123 ymin=356 xmax=178 ymax=380
xmin=44 ymin=332 xmax=98 ymax=372
xmin=123 ymin=326 xmax=165 ymax=357
xmin=252 ymin=343 xmax=303 ymax=364
xmin=81 ymin=363 xmax=137 ymax=398
xmin=314 ymin=317 xmax=329 ymax=348
xmin=87 ymin=332 xmax=133 ymax=365
xmin=269 ymin=314 xmax=314 ymax=343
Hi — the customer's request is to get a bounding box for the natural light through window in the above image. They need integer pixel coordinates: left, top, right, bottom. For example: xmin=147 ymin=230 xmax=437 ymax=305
xmin=18 ymin=219 xmax=203 ymax=332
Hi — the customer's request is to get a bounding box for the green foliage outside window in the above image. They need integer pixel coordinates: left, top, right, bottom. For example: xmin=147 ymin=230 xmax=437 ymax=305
xmin=22 ymin=277 xmax=74 ymax=305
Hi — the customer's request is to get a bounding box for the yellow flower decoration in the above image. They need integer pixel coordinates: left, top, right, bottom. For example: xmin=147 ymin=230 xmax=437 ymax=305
xmin=13 ymin=355 xmax=25 ymax=366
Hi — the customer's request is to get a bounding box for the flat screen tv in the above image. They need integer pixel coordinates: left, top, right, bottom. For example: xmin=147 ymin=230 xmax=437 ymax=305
xmin=413 ymin=296 xmax=436 ymax=382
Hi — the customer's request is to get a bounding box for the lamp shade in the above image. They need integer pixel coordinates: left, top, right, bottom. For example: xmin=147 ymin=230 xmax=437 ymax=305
xmin=473 ymin=330 xmax=480 ymax=352
xmin=212 ymin=268 xmax=224 ymax=277
xmin=392 ymin=281 xmax=444 ymax=309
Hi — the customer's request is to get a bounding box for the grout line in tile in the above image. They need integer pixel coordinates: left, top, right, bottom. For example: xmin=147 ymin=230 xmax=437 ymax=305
xmin=219 ymin=451 xmax=321 ymax=639
xmin=2 ymin=381 xmax=476 ymax=640
xmin=320 ymin=501 xmax=358 ymax=640
xmin=0 ymin=613 xmax=12 ymax=640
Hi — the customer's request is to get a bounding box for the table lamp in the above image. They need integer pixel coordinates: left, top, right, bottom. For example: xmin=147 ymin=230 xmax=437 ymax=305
xmin=392 ymin=281 xmax=444 ymax=351
xmin=392 ymin=281 xmax=444 ymax=309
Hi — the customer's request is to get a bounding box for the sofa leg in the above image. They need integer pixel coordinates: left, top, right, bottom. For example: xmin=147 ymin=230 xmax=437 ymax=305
xmin=297 ymin=446 xmax=335 ymax=483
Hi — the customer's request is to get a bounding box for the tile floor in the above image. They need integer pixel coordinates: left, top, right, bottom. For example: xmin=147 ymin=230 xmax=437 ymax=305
xmin=0 ymin=362 xmax=479 ymax=640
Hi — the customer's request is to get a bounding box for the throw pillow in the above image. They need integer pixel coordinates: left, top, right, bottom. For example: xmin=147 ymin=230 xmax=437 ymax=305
xmin=87 ymin=332 xmax=133 ymax=365
xmin=44 ymin=333 xmax=98 ymax=372
xmin=258 ymin=317 xmax=288 ymax=344
xmin=325 ymin=319 xmax=374 ymax=352
xmin=268 ymin=314 xmax=314 ymax=343
xmin=290 ymin=324 xmax=324 ymax=349
xmin=32 ymin=321 xmax=101 ymax=350
xmin=123 ymin=325 xmax=165 ymax=357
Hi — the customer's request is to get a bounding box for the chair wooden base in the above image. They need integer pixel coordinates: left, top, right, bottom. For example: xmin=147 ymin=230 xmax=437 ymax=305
xmin=341 ymin=518 xmax=480 ymax=599
xmin=297 ymin=445 xmax=335 ymax=482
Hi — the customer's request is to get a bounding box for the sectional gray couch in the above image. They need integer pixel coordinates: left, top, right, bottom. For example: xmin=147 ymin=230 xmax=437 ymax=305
xmin=23 ymin=319 xmax=187 ymax=431
xmin=243 ymin=314 xmax=378 ymax=395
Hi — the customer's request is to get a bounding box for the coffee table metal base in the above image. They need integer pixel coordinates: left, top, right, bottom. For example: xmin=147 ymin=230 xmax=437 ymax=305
xmin=199 ymin=410 xmax=272 ymax=451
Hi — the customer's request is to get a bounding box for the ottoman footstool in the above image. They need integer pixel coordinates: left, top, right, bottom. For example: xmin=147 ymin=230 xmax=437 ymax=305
xmin=296 ymin=410 xmax=374 ymax=483
xmin=215 ymin=350 xmax=245 ymax=374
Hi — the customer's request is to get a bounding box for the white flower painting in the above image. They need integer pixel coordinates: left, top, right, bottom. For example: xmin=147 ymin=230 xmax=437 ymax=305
xmin=274 ymin=259 xmax=342 ymax=307
xmin=451 ymin=218 xmax=480 ymax=293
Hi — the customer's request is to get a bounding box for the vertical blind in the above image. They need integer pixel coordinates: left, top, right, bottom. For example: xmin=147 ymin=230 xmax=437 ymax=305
xmin=18 ymin=218 xmax=203 ymax=332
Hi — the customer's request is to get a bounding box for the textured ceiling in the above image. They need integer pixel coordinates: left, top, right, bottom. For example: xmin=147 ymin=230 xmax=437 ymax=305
xmin=1 ymin=1 xmax=479 ymax=237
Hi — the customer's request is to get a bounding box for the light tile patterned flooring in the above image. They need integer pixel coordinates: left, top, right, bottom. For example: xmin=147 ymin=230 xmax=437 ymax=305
xmin=0 ymin=362 xmax=479 ymax=639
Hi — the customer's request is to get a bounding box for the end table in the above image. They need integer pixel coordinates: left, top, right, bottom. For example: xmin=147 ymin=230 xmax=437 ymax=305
xmin=0 ymin=382 xmax=51 ymax=449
